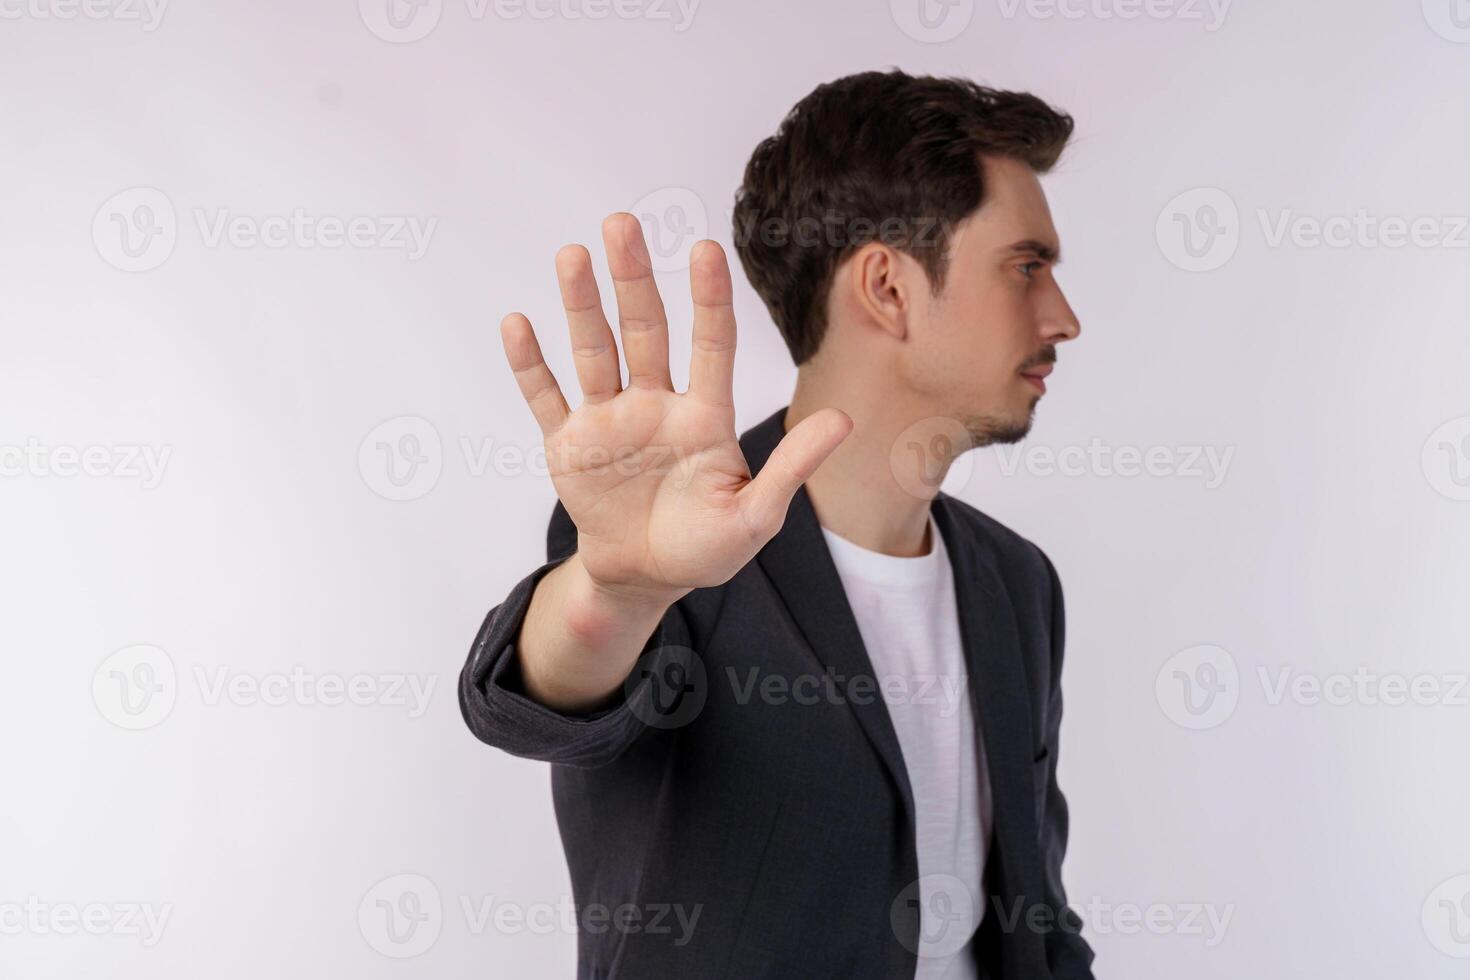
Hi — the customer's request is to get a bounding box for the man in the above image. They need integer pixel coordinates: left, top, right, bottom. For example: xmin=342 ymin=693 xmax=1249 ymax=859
xmin=459 ymin=68 xmax=1092 ymax=978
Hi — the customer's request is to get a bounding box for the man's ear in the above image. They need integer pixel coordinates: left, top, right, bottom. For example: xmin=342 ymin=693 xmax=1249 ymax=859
xmin=846 ymin=242 xmax=913 ymax=345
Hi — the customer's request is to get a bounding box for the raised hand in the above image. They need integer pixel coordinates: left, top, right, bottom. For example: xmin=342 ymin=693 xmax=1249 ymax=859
xmin=501 ymin=213 xmax=851 ymax=609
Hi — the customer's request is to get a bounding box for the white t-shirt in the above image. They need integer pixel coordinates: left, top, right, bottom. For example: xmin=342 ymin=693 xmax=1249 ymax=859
xmin=821 ymin=514 xmax=993 ymax=979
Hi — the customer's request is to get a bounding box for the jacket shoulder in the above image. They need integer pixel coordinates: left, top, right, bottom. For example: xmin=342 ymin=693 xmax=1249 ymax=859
xmin=938 ymin=492 xmax=1055 ymax=583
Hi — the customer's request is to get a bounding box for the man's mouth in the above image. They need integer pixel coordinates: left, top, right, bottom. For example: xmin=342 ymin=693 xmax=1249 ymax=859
xmin=1019 ymin=363 xmax=1053 ymax=394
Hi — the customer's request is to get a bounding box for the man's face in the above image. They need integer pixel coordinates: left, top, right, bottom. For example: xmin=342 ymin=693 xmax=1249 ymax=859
xmin=906 ymin=154 xmax=1081 ymax=446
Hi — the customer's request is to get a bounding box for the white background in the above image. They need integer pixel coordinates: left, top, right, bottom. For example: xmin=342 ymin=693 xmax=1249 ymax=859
xmin=3 ymin=0 xmax=1470 ymax=976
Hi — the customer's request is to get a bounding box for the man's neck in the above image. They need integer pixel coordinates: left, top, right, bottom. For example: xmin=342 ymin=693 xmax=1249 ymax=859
xmin=784 ymin=380 xmax=944 ymax=559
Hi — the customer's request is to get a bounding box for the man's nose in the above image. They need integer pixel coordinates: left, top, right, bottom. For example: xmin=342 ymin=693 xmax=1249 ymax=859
xmin=1041 ymin=282 xmax=1081 ymax=344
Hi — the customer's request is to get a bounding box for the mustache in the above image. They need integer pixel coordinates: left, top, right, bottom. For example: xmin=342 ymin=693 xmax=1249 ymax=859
xmin=1020 ymin=347 xmax=1057 ymax=372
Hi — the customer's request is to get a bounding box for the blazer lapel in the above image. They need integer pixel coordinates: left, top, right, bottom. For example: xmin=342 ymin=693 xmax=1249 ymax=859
xmin=740 ymin=408 xmax=917 ymax=830
xmin=741 ymin=407 xmax=1047 ymax=973
xmin=933 ymin=496 xmax=1047 ymax=970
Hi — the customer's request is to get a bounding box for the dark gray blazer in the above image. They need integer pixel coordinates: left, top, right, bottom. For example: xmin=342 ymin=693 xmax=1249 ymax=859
xmin=458 ymin=406 xmax=1095 ymax=979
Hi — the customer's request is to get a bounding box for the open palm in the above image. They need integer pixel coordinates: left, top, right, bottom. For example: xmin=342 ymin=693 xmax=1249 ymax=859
xmin=500 ymin=213 xmax=850 ymax=603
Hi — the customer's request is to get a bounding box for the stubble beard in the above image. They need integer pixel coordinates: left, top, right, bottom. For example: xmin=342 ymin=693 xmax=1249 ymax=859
xmin=960 ymin=396 xmax=1038 ymax=448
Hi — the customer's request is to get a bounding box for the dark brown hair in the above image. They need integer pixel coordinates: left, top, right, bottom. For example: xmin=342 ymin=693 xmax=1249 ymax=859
xmin=731 ymin=68 xmax=1074 ymax=364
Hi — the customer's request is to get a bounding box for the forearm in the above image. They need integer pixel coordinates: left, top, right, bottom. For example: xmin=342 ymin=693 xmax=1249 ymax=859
xmin=516 ymin=552 xmax=683 ymax=714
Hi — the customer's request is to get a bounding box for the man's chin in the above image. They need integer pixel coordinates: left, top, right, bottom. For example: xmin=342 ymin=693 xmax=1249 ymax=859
xmin=961 ymin=406 xmax=1035 ymax=447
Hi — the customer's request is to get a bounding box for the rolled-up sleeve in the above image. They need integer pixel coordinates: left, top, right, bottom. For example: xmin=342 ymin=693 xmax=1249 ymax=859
xmin=457 ymin=500 xmax=695 ymax=768
xmin=457 ymin=559 xmax=691 ymax=767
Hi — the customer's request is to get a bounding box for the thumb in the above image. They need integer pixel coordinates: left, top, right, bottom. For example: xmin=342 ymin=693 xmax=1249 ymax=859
xmin=739 ymin=408 xmax=852 ymax=538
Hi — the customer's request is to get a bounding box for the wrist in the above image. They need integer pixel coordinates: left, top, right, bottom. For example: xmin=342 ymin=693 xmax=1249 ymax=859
xmin=561 ymin=555 xmax=684 ymax=645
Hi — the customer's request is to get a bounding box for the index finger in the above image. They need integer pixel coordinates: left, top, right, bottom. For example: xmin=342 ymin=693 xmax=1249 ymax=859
xmin=500 ymin=312 xmax=571 ymax=435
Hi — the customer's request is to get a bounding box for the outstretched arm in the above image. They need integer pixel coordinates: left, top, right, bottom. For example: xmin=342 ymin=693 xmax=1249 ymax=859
xmin=485 ymin=213 xmax=850 ymax=714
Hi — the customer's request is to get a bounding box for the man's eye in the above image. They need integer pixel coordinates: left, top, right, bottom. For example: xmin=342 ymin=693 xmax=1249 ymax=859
xmin=1019 ymin=261 xmax=1043 ymax=279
